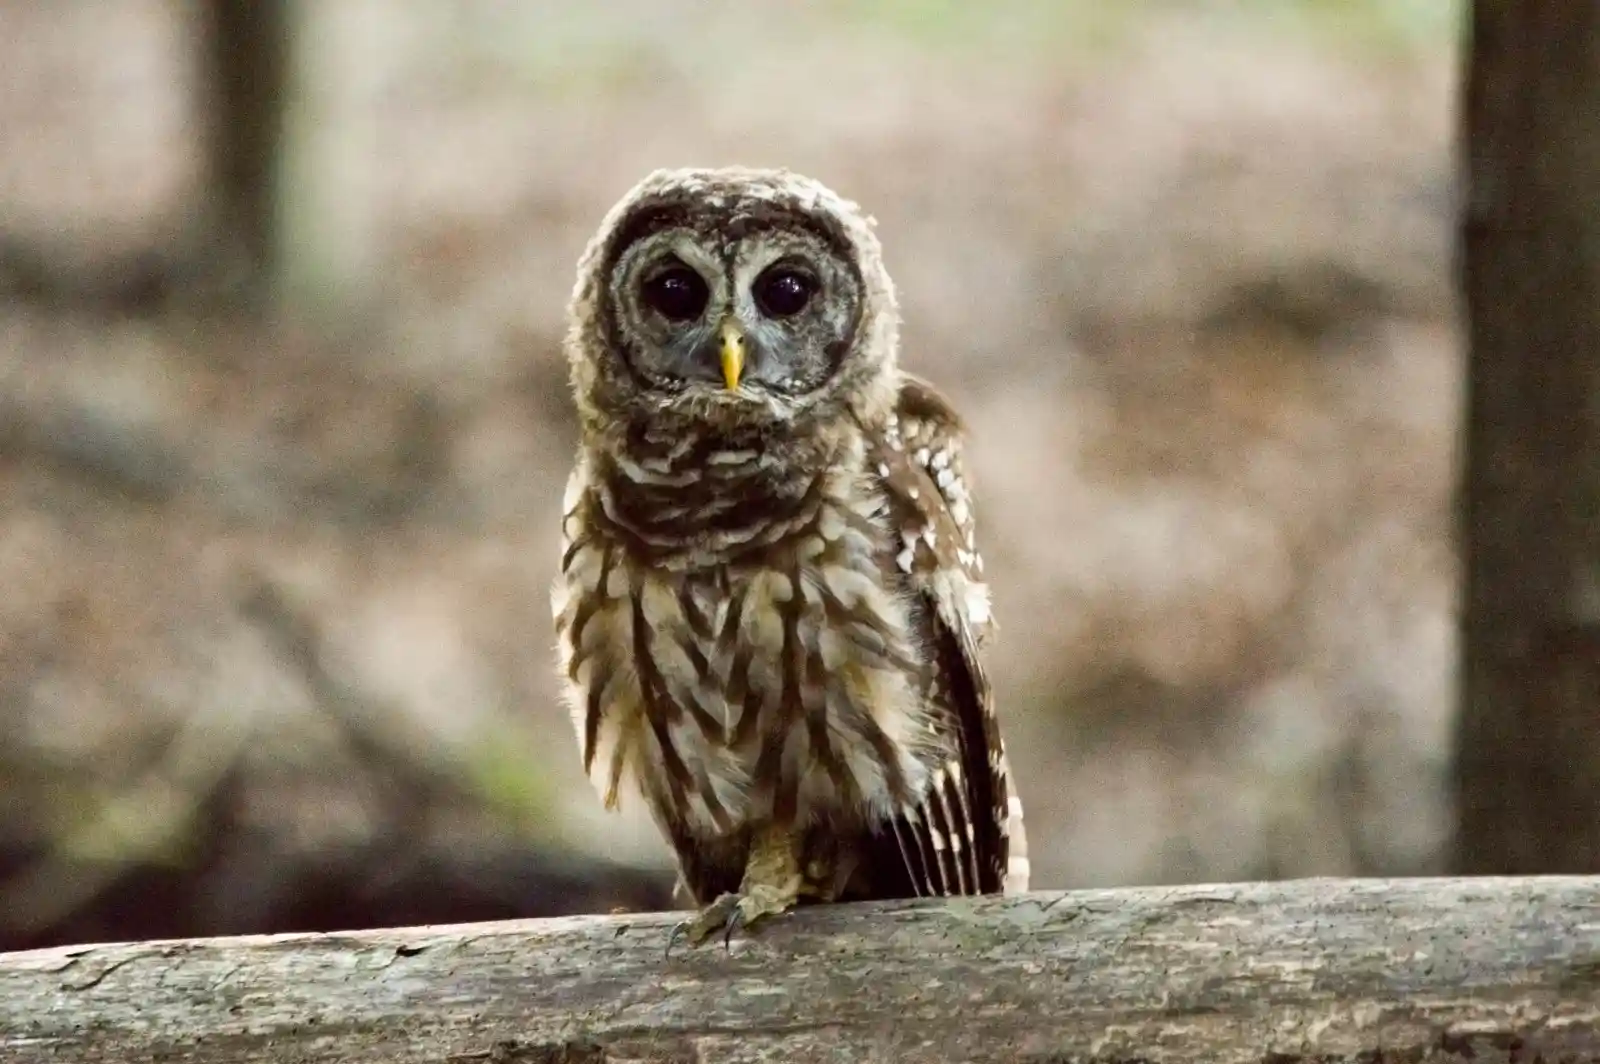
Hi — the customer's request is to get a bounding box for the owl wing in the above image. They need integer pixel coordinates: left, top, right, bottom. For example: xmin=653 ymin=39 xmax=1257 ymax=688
xmin=866 ymin=373 xmax=1028 ymax=897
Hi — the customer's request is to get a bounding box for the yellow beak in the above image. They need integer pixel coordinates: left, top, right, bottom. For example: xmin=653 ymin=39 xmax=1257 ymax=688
xmin=719 ymin=320 xmax=745 ymax=391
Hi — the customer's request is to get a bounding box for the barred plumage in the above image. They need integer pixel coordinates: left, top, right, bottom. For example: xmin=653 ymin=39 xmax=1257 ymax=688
xmin=552 ymin=167 xmax=1027 ymax=942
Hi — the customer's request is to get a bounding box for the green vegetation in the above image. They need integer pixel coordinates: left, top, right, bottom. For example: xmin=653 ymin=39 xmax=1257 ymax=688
xmin=412 ymin=0 xmax=1458 ymax=97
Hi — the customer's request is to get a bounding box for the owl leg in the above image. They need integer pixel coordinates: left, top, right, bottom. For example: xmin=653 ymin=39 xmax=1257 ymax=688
xmin=670 ymin=823 xmax=812 ymax=950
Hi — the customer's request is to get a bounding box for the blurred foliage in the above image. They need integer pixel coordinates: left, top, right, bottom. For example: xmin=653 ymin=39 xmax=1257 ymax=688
xmin=379 ymin=0 xmax=1462 ymax=95
xmin=1230 ymin=0 xmax=1460 ymax=53
xmin=0 ymin=0 xmax=1463 ymax=949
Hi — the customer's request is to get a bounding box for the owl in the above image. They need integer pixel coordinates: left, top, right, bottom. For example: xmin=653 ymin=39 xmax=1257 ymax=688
xmin=552 ymin=166 xmax=1028 ymax=945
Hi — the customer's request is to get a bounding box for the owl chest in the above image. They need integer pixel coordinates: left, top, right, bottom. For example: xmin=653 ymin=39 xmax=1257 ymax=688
xmin=649 ymin=548 xmax=928 ymax=765
xmin=561 ymin=510 xmax=938 ymax=833
xmin=668 ymin=556 xmax=934 ymax=832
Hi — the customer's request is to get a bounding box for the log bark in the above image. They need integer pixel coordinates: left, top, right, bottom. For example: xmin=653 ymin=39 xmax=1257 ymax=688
xmin=3 ymin=877 xmax=1600 ymax=1063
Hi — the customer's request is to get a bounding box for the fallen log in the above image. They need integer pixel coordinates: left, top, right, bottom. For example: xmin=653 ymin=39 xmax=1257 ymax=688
xmin=3 ymin=876 xmax=1599 ymax=1063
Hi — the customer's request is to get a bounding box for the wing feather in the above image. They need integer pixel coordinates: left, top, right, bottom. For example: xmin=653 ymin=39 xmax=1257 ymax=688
xmin=866 ymin=373 xmax=1025 ymax=896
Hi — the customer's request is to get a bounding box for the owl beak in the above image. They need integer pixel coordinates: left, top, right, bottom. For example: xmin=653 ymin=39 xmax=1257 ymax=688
xmin=719 ymin=320 xmax=745 ymax=391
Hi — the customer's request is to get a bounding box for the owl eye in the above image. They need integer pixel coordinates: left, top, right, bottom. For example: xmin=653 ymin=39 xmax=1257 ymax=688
xmin=641 ymin=264 xmax=709 ymax=322
xmin=753 ymin=267 xmax=815 ymax=318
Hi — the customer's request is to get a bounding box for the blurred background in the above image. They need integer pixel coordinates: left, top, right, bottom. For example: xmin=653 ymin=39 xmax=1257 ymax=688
xmin=0 ymin=0 xmax=1463 ymax=950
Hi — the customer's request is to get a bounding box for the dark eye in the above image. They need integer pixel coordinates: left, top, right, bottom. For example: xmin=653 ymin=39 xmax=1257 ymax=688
xmin=754 ymin=267 xmax=815 ymax=318
xmin=641 ymin=264 xmax=709 ymax=322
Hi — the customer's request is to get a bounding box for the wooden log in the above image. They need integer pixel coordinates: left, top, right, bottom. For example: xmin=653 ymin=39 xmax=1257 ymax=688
xmin=3 ymin=877 xmax=1600 ymax=1063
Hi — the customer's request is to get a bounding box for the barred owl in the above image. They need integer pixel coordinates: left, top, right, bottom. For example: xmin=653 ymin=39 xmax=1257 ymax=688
xmin=552 ymin=167 xmax=1028 ymax=945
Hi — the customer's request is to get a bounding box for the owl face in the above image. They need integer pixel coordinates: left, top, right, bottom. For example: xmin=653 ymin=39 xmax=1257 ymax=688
xmin=569 ymin=168 xmax=901 ymax=433
xmin=607 ymin=221 xmax=862 ymax=401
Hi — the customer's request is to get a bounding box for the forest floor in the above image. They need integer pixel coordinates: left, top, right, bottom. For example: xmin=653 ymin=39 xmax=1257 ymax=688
xmin=0 ymin=0 xmax=1460 ymax=948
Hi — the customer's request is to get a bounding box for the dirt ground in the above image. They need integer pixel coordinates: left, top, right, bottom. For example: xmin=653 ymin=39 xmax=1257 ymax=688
xmin=0 ymin=0 xmax=1461 ymax=947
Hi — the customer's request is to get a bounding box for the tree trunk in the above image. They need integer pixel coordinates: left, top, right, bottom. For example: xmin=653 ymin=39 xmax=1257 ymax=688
xmin=1455 ymin=3 xmax=1600 ymax=872
xmin=195 ymin=0 xmax=291 ymax=299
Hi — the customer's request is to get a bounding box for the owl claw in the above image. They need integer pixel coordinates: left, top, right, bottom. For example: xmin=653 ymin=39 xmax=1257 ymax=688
xmin=664 ymin=882 xmax=800 ymax=957
xmin=665 ymin=892 xmax=739 ymax=957
xmin=722 ymin=896 xmax=756 ymax=950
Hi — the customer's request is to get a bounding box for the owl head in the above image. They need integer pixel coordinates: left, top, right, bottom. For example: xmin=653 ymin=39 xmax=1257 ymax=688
xmin=565 ymin=167 xmax=901 ymax=442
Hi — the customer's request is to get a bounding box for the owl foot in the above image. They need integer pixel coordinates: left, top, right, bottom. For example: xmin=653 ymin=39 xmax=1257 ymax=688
xmin=666 ymin=878 xmax=802 ymax=955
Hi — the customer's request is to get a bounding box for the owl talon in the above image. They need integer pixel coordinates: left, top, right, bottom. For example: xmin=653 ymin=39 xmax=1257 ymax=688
xmin=722 ymin=908 xmax=743 ymax=950
xmin=666 ymin=892 xmax=740 ymax=956
xmin=664 ymin=882 xmax=800 ymax=956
